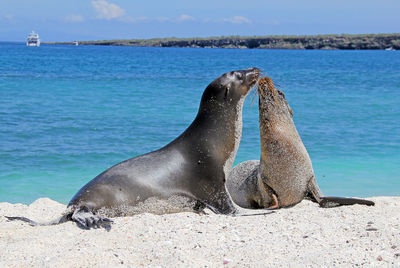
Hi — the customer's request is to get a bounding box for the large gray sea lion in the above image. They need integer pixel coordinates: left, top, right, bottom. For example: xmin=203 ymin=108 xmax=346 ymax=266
xmin=6 ymin=68 xmax=261 ymax=229
xmin=227 ymin=77 xmax=374 ymax=209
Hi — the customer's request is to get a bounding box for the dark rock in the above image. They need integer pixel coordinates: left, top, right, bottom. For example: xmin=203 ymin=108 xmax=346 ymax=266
xmin=59 ymin=34 xmax=400 ymax=50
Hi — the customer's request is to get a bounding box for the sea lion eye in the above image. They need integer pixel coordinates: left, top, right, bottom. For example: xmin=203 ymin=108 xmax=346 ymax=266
xmin=277 ymin=90 xmax=286 ymax=99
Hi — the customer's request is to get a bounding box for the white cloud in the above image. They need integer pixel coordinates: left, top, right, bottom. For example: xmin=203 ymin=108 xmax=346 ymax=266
xmin=202 ymin=18 xmax=214 ymax=23
xmin=123 ymin=16 xmax=149 ymax=23
xmin=64 ymin=14 xmax=84 ymax=23
xmin=155 ymin=17 xmax=171 ymax=22
xmin=202 ymin=16 xmax=252 ymax=24
xmin=154 ymin=15 xmax=195 ymax=23
xmin=92 ymin=0 xmax=125 ymax=20
xmin=177 ymin=14 xmax=195 ymax=22
xmin=223 ymin=16 xmax=252 ymax=24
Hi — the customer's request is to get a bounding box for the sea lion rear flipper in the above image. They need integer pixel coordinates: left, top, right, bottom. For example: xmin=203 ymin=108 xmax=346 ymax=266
xmin=70 ymin=206 xmax=113 ymax=231
xmin=5 ymin=212 xmax=71 ymax=226
xmin=306 ymin=176 xmax=375 ymax=207
xmin=5 ymin=216 xmax=39 ymax=226
xmin=319 ymin=197 xmax=375 ymax=208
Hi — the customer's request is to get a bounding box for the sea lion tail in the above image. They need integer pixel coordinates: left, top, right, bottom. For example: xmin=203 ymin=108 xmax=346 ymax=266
xmin=319 ymin=197 xmax=375 ymax=208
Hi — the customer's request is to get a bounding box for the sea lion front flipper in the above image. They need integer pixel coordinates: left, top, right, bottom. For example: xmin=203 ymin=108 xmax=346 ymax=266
xmin=70 ymin=206 xmax=113 ymax=231
xmin=319 ymin=197 xmax=375 ymax=208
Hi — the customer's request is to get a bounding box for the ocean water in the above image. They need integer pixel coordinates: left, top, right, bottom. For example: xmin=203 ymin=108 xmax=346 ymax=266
xmin=0 ymin=42 xmax=399 ymax=204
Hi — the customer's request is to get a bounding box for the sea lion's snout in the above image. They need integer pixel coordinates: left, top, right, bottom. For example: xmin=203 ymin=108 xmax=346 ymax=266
xmin=257 ymin=77 xmax=267 ymax=97
xmin=211 ymin=68 xmax=261 ymax=98
xmin=244 ymin=67 xmax=261 ymax=86
xmin=257 ymin=77 xmax=294 ymax=117
xmin=257 ymin=76 xmax=277 ymax=98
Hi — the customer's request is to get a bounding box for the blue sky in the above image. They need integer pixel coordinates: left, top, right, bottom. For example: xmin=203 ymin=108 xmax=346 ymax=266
xmin=1 ymin=0 xmax=399 ymax=42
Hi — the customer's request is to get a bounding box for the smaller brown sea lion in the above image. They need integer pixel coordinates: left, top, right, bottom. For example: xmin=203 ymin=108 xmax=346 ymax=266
xmin=227 ymin=77 xmax=374 ymax=209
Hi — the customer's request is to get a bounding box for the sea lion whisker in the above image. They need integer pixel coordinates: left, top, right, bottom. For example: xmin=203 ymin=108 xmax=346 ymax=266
xmin=249 ymin=88 xmax=259 ymax=106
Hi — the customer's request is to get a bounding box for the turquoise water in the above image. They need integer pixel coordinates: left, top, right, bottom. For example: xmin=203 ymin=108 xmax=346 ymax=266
xmin=0 ymin=42 xmax=399 ymax=204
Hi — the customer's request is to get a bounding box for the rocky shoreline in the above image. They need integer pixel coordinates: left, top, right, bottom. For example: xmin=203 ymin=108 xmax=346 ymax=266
xmin=48 ymin=34 xmax=400 ymax=50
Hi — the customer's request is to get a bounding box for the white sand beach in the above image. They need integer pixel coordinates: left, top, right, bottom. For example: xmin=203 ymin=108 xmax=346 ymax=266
xmin=1 ymin=197 xmax=399 ymax=267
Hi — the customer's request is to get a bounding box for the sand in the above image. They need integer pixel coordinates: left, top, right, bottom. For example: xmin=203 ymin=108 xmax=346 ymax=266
xmin=0 ymin=197 xmax=399 ymax=267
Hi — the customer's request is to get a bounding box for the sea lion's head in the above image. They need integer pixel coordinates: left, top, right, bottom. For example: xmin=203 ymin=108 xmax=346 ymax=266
xmin=257 ymin=76 xmax=293 ymax=123
xmin=202 ymin=68 xmax=261 ymax=107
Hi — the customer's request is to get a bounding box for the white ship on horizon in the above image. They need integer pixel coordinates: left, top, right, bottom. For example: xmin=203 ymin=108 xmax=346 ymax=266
xmin=27 ymin=31 xmax=40 ymax=47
